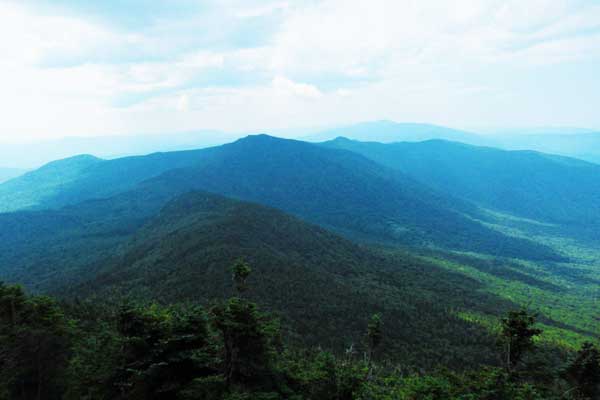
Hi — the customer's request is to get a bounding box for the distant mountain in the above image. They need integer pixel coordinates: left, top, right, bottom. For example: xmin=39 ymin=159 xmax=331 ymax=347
xmin=0 ymin=155 xmax=103 ymax=212
xmin=0 ymin=167 xmax=26 ymax=183
xmin=322 ymin=137 xmax=600 ymax=226
xmin=307 ymin=121 xmax=600 ymax=165
xmin=489 ymin=132 xmax=600 ymax=164
xmin=0 ymin=130 xmax=236 ymax=169
xmin=305 ymin=120 xmax=487 ymax=144
xmin=0 ymin=135 xmax=559 ymax=259
xmin=0 ymin=149 xmax=214 ymax=213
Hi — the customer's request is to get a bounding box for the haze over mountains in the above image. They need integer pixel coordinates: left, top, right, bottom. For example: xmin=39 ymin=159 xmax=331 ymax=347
xmin=311 ymin=120 xmax=600 ymax=164
xmin=3 ymin=120 xmax=599 ymax=170
xmin=0 ymin=167 xmax=26 ymax=183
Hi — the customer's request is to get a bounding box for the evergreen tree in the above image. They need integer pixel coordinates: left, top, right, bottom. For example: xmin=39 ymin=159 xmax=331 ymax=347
xmin=0 ymin=283 xmax=71 ymax=400
xmin=232 ymin=259 xmax=252 ymax=296
xmin=500 ymin=309 xmax=542 ymax=373
xmin=565 ymin=342 xmax=600 ymax=399
xmin=366 ymin=313 xmax=383 ymax=362
xmin=213 ymin=261 xmax=279 ymax=391
xmin=109 ymin=303 xmax=214 ymax=399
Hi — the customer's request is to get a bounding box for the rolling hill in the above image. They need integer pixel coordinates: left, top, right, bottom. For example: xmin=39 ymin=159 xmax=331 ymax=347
xmin=0 ymin=135 xmax=559 ymax=259
xmin=322 ymin=137 xmax=600 ymax=227
xmin=0 ymin=188 xmax=547 ymax=368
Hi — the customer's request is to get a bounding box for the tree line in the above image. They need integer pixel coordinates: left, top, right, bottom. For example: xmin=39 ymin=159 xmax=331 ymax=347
xmin=1 ymin=260 xmax=599 ymax=399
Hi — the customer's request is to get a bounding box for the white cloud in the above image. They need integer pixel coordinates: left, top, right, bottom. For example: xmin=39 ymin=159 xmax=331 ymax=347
xmin=272 ymin=76 xmax=322 ymax=98
xmin=0 ymin=0 xmax=599 ymax=143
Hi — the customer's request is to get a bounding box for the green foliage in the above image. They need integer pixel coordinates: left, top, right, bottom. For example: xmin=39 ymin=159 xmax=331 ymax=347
xmin=0 ymin=282 xmax=589 ymax=400
xmin=211 ymin=297 xmax=280 ymax=388
xmin=500 ymin=309 xmax=543 ymax=373
xmin=232 ymin=259 xmax=252 ymax=295
xmin=0 ymin=283 xmax=72 ymax=400
xmin=367 ymin=313 xmax=383 ymax=361
xmin=565 ymin=342 xmax=600 ymax=399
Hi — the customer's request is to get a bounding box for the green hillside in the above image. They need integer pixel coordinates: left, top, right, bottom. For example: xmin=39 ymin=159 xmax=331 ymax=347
xmin=75 ymin=191 xmax=516 ymax=368
xmin=322 ymin=137 xmax=600 ymax=226
xmin=0 ymin=155 xmax=102 ymax=212
xmin=0 ymin=135 xmax=558 ymax=259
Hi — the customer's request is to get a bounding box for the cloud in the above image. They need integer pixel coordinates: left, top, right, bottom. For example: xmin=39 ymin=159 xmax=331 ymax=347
xmin=0 ymin=0 xmax=600 ymax=143
xmin=272 ymin=76 xmax=322 ymax=99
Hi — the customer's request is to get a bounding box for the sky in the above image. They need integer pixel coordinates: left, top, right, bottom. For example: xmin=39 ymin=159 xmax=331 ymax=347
xmin=1 ymin=0 xmax=599 ymax=143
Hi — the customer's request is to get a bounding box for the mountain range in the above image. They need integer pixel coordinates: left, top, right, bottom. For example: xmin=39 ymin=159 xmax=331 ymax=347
xmin=322 ymin=137 xmax=600 ymax=227
xmin=1 ymin=131 xmax=600 ymax=369
xmin=310 ymin=120 xmax=600 ymax=164
xmin=0 ymin=135 xmax=559 ymax=260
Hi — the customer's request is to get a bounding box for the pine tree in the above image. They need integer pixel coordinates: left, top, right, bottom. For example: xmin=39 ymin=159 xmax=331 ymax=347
xmin=565 ymin=342 xmax=600 ymax=399
xmin=499 ymin=309 xmax=542 ymax=373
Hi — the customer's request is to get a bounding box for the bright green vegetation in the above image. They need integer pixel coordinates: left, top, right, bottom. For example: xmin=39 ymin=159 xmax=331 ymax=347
xmin=2 ymin=275 xmax=599 ymax=400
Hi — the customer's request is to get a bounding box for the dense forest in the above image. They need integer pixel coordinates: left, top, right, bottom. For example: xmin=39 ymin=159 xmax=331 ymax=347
xmin=2 ymin=262 xmax=600 ymax=400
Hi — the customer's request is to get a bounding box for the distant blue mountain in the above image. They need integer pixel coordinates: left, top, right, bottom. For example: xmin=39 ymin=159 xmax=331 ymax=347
xmin=308 ymin=121 xmax=600 ymax=164
xmin=305 ymin=120 xmax=487 ymax=144
xmin=322 ymin=137 xmax=600 ymax=226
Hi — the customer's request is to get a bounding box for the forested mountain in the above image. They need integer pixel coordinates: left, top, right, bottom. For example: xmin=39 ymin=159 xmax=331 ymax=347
xmin=0 ymin=185 xmax=520 ymax=367
xmin=322 ymin=137 xmax=600 ymax=226
xmin=0 ymin=134 xmax=557 ymax=258
xmin=73 ymin=191 xmax=514 ymax=367
xmin=1 ymin=135 xmax=600 ymax=399
xmin=308 ymin=120 xmax=600 ymax=165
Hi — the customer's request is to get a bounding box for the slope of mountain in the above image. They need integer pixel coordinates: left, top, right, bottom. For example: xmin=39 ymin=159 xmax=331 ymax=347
xmin=0 ymin=167 xmax=26 ymax=183
xmin=322 ymin=137 xmax=600 ymax=227
xmin=305 ymin=120 xmax=487 ymax=144
xmin=0 ymin=189 xmax=533 ymax=368
xmin=143 ymin=135 xmax=561 ymax=258
xmin=0 ymin=135 xmax=558 ymax=259
xmin=0 ymin=155 xmax=102 ymax=212
xmin=0 ymin=148 xmax=218 ymax=213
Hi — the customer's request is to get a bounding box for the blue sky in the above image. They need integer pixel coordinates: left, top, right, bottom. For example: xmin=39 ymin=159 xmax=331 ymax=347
xmin=0 ymin=0 xmax=599 ymax=142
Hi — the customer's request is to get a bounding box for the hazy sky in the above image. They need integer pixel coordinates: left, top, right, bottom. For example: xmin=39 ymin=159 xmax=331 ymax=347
xmin=1 ymin=0 xmax=599 ymax=143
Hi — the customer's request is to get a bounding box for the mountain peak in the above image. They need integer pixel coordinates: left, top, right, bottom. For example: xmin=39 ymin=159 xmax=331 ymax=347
xmin=237 ymin=133 xmax=280 ymax=142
